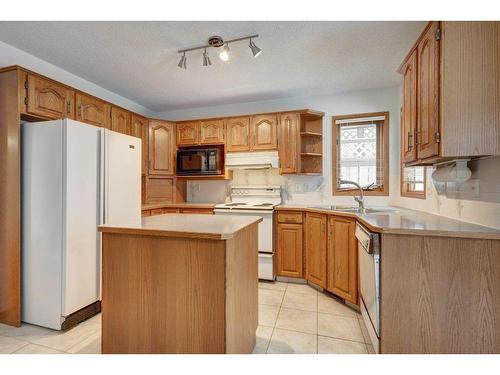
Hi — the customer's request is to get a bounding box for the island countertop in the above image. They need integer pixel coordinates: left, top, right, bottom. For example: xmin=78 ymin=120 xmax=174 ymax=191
xmin=98 ymin=214 xmax=263 ymax=240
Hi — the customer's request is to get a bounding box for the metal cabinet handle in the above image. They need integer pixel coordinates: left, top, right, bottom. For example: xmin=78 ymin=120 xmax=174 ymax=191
xmin=407 ymin=131 xmax=413 ymax=149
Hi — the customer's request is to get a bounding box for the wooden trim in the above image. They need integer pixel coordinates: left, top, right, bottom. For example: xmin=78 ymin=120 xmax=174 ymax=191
xmin=0 ymin=70 xmax=21 ymax=327
xmin=397 ymin=21 xmax=436 ymax=73
xmin=174 ymin=109 xmax=324 ymax=124
xmin=332 ymin=111 xmax=390 ymax=196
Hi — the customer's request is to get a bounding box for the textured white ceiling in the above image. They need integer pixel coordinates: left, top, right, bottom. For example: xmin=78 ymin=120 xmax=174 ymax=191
xmin=0 ymin=21 xmax=426 ymax=112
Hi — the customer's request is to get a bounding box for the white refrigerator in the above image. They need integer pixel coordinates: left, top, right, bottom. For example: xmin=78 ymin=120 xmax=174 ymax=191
xmin=21 ymin=119 xmax=141 ymax=330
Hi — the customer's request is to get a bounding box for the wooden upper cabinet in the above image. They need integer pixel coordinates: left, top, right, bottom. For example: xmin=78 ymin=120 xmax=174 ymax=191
xmin=25 ymin=74 xmax=74 ymax=119
xmin=401 ymin=49 xmax=418 ymax=164
xmin=110 ymin=106 xmax=131 ymax=134
xmin=277 ymin=223 xmax=303 ymax=278
xmin=177 ymin=122 xmax=200 ymax=146
xmin=251 ymin=114 xmax=277 ymax=150
xmin=416 ymin=21 xmax=440 ymax=160
xmin=75 ymin=93 xmax=111 ymax=128
xmin=226 ymin=117 xmax=251 ymax=152
xmin=200 ymin=119 xmax=225 ymax=144
xmin=149 ymin=120 xmax=176 ymax=175
xmin=326 ymin=216 xmax=358 ymax=304
xmin=130 ymin=114 xmax=148 ymax=175
xmin=305 ymin=212 xmax=327 ymax=288
xmin=278 ymin=113 xmax=299 ymax=173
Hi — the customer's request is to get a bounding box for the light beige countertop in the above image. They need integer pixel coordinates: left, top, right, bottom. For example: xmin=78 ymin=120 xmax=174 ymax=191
xmin=99 ymin=214 xmax=262 ymax=240
xmin=277 ymin=205 xmax=500 ymax=240
xmin=141 ymin=202 xmax=217 ymax=210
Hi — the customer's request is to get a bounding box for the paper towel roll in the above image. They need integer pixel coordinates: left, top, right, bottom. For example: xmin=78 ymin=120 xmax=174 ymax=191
xmin=431 ymin=160 xmax=472 ymax=183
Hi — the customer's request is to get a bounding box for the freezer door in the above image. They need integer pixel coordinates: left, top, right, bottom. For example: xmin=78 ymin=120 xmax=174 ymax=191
xmin=62 ymin=120 xmax=101 ymax=316
xmin=103 ymin=130 xmax=141 ymax=226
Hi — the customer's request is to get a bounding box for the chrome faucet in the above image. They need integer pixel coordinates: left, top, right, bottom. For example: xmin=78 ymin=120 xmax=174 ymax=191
xmin=339 ymin=180 xmax=366 ymax=214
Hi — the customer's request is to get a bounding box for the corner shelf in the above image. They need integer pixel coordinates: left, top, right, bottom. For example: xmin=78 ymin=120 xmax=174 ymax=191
xmin=300 ymin=131 xmax=323 ymax=137
xmin=298 ymin=114 xmax=323 ymax=174
xmin=300 ymin=152 xmax=322 ymax=157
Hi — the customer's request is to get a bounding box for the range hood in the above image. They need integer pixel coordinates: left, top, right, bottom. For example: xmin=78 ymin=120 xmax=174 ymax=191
xmin=225 ymin=151 xmax=279 ymax=170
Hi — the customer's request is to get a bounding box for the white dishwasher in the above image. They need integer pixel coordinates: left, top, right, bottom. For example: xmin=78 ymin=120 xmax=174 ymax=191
xmin=356 ymin=222 xmax=381 ymax=353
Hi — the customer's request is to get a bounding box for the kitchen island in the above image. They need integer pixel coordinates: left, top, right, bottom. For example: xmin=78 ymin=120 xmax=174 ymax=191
xmin=98 ymin=214 xmax=262 ymax=354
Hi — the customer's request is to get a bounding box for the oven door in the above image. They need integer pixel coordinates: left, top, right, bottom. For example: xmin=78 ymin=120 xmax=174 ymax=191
xmin=213 ymin=209 xmax=275 ymax=280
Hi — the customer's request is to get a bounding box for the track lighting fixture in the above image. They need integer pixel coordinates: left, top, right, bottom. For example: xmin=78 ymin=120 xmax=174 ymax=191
xmin=219 ymin=43 xmax=229 ymax=62
xmin=177 ymin=34 xmax=261 ymax=69
xmin=202 ymin=48 xmax=212 ymax=66
xmin=177 ymin=52 xmax=187 ymax=69
xmin=249 ymin=38 xmax=262 ymax=58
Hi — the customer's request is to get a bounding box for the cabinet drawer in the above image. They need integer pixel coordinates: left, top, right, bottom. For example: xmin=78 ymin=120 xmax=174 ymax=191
xmin=277 ymin=211 xmax=303 ymax=224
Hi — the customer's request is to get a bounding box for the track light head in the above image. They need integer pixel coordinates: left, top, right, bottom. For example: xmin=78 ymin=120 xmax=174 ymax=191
xmin=249 ymin=39 xmax=262 ymax=58
xmin=178 ymin=53 xmax=187 ymax=69
xmin=202 ymin=49 xmax=212 ymax=66
xmin=219 ymin=43 xmax=230 ymax=62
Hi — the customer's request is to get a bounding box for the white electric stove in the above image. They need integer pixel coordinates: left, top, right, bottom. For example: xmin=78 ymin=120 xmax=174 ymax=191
xmin=214 ymin=186 xmax=282 ymax=280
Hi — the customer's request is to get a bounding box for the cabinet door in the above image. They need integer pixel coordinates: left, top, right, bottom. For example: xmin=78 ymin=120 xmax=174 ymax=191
xmin=26 ymin=74 xmax=74 ymax=119
xmin=251 ymin=114 xmax=277 ymax=150
xmin=305 ymin=212 xmax=327 ymax=288
xmin=149 ymin=120 xmax=176 ymax=175
xmin=277 ymin=223 xmax=303 ymax=278
xmin=200 ymin=119 xmax=225 ymax=144
xmin=278 ymin=113 xmax=299 ymax=173
xmin=146 ymin=176 xmax=174 ymax=203
xmin=110 ymin=106 xmax=131 ymax=134
xmin=131 ymin=115 xmax=148 ymax=175
xmin=177 ymin=122 xmax=200 ymax=146
xmin=417 ymin=21 xmax=440 ymax=160
xmin=226 ymin=117 xmax=251 ymax=152
xmin=326 ymin=216 xmax=358 ymax=304
xmin=401 ymin=49 xmax=418 ymax=164
xmin=75 ymin=93 xmax=111 ymax=128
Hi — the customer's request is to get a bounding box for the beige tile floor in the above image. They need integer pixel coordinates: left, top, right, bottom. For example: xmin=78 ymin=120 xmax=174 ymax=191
xmin=0 ymin=281 xmax=374 ymax=354
xmin=256 ymin=280 xmax=375 ymax=354
xmin=0 ymin=313 xmax=101 ymax=354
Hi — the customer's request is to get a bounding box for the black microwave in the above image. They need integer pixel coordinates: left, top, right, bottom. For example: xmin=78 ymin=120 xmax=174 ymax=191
xmin=177 ymin=148 xmax=222 ymax=175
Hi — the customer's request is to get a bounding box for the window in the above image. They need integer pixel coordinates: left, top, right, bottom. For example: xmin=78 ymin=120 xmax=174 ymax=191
xmin=332 ymin=112 xmax=389 ymax=196
xmin=401 ymin=166 xmax=426 ymax=198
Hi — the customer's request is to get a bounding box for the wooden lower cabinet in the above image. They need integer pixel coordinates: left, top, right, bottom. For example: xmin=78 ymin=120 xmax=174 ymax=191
xmin=304 ymin=212 xmax=327 ymax=288
xmin=276 ymin=209 xmax=358 ymax=304
xmin=276 ymin=223 xmax=303 ymax=278
xmin=326 ymin=216 xmax=358 ymax=304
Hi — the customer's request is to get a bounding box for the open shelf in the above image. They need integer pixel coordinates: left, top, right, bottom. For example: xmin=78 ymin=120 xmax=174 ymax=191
xmin=300 ymin=131 xmax=323 ymax=137
xmin=300 ymin=152 xmax=322 ymax=157
xmin=298 ymin=114 xmax=323 ymax=174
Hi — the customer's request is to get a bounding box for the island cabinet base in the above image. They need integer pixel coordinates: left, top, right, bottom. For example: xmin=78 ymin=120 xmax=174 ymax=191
xmin=380 ymin=234 xmax=500 ymax=354
xmin=101 ymin=224 xmax=258 ymax=354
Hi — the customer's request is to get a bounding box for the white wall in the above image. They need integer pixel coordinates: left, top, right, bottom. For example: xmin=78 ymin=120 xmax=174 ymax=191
xmin=182 ymin=86 xmax=401 ymax=207
xmin=0 ymin=40 xmax=154 ymax=116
